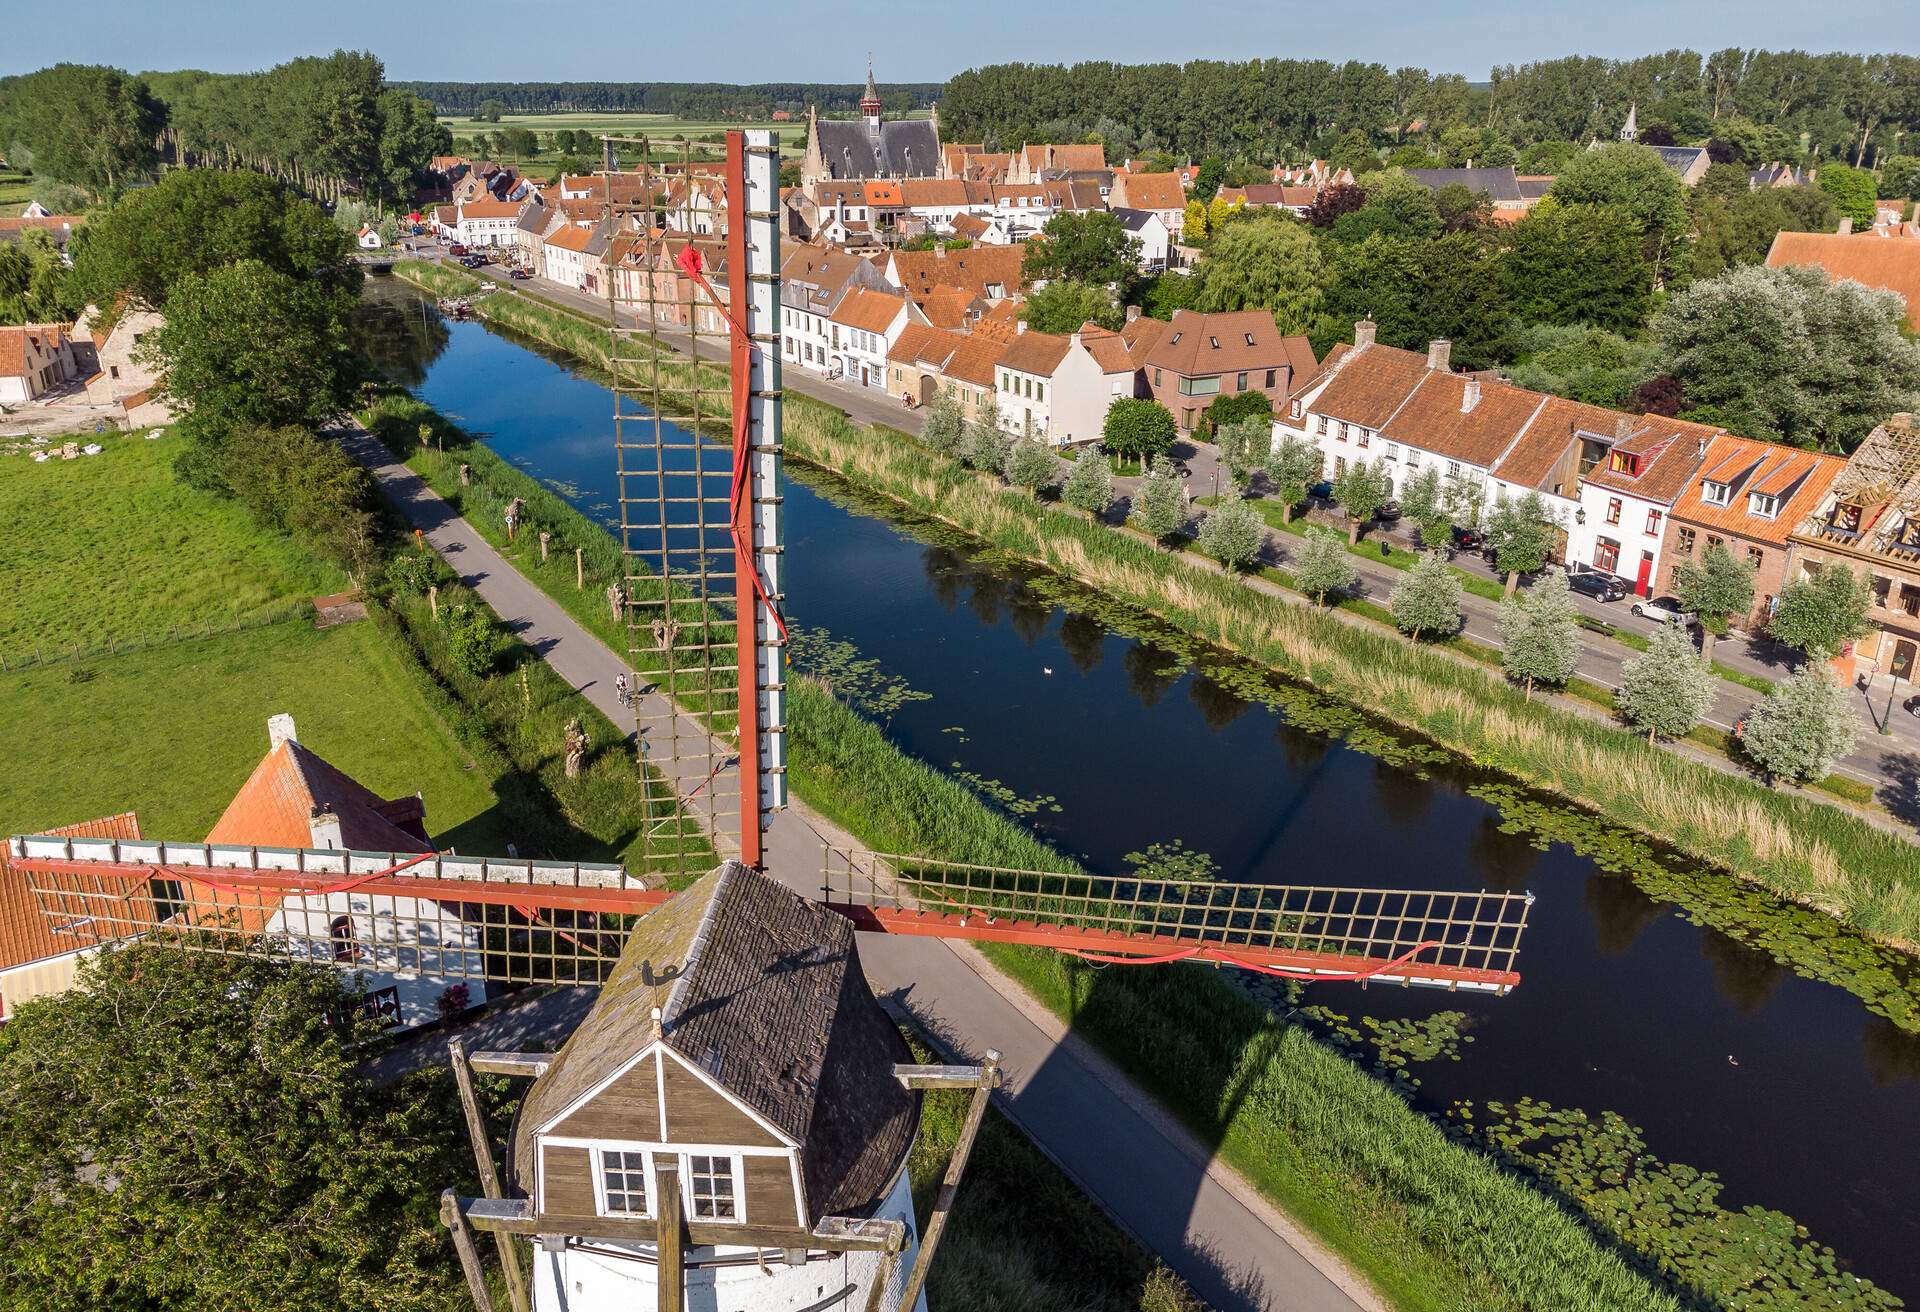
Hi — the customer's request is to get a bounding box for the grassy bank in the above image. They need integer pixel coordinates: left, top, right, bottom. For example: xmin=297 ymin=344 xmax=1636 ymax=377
xmin=783 ymin=410 xmax=1920 ymax=950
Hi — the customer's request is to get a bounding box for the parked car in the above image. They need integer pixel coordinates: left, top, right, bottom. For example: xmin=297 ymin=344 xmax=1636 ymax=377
xmin=448 ymin=243 xmax=468 ymax=256
xmin=1450 ymin=525 xmax=1487 ymax=552
xmin=1567 ymin=570 xmax=1629 ymax=602
xmin=1631 ymin=595 xmax=1698 ymax=625
xmin=1306 ymin=480 xmax=1334 ymax=500
xmin=1374 ymin=500 xmax=1402 ymax=523
xmin=509 ymin=268 xmax=531 ymax=280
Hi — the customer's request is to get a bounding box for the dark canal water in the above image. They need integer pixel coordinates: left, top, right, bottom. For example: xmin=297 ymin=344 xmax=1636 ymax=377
xmin=359 ymin=278 xmax=1920 ymax=1299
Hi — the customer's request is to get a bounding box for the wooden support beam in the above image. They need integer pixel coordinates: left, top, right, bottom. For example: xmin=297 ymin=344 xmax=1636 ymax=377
xmin=441 ymin=1189 xmax=498 ymax=1312
xmin=449 ymin=1039 xmax=531 ymax=1312
xmin=457 ymin=1195 xmax=899 ymax=1253
xmin=861 ymin=1247 xmax=903 ymax=1312
xmin=657 ymin=1164 xmax=685 ymax=1312
xmin=892 ymin=1062 xmax=993 ymax=1090
xmin=896 ymin=1048 xmax=1002 ymax=1312
xmin=469 ymin=1051 xmax=554 ymax=1078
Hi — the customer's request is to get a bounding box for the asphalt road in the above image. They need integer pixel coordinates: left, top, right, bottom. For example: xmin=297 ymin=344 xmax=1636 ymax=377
xmin=343 ymin=420 xmax=1379 ymax=1312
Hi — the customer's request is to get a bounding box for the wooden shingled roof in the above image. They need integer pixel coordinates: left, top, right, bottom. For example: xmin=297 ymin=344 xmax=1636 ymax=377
xmin=512 ymin=863 xmax=919 ymax=1223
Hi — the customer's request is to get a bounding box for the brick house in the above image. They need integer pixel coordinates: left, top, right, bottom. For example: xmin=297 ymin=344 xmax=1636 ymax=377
xmin=887 ymin=322 xmax=1012 ymax=421
xmin=1141 ymin=309 xmax=1316 ymax=433
xmin=993 ymin=323 xmax=1137 ymax=446
xmin=1658 ymin=433 xmax=1847 ymax=626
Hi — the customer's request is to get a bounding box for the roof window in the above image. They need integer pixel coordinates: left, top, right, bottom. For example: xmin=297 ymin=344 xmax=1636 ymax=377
xmin=1209 ymin=336 xmax=1220 ymax=349
xmin=1244 ymin=332 xmax=1256 ymax=346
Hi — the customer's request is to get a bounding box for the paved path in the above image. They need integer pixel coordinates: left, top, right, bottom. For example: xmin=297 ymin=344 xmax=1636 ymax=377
xmin=343 ymin=422 xmax=1378 ymax=1312
xmin=451 ymin=259 xmax=1919 ymax=814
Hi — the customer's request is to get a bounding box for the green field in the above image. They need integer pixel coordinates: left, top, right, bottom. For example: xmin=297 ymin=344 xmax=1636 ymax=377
xmin=435 ymin=111 xmax=809 ymax=159
xmin=0 ymin=171 xmax=34 ymax=217
xmin=0 ymin=618 xmax=496 ymax=843
xmin=0 ymin=431 xmax=343 ymax=660
xmin=0 ymin=427 xmax=498 ymax=848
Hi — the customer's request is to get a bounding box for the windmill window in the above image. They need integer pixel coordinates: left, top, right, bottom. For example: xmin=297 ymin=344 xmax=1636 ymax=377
xmin=685 ymin=1154 xmax=741 ymax=1221
xmin=597 ymin=1149 xmax=652 ymax=1217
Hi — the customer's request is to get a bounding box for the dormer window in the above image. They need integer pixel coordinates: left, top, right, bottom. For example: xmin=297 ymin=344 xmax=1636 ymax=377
xmin=1747 ymin=491 xmax=1780 ymax=519
xmin=1701 ymin=480 xmax=1731 ymax=507
xmin=1607 ymin=450 xmax=1640 ymax=477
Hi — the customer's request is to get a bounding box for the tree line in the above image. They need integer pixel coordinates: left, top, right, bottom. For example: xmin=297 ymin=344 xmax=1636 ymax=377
xmin=937 ymin=49 xmax=1920 ymax=166
xmin=0 ymin=53 xmax=448 ymax=207
xmin=398 ymin=80 xmax=941 ymax=117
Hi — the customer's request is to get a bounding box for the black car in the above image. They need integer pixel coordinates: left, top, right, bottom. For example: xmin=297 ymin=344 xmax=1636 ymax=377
xmin=1374 ymin=500 xmax=1402 ymax=523
xmin=1451 ymin=525 xmax=1487 ymax=552
xmin=1567 ymin=570 xmax=1629 ymax=602
xmin=509 ymin=268 xmax=531 ymax=280
xmin=1307 ymin=479 xmax=1334 ymax=500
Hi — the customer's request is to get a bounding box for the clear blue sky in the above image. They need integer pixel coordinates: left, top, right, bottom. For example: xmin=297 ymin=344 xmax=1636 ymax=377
xmin=7 ymin=0 xmax=1917 ymax=83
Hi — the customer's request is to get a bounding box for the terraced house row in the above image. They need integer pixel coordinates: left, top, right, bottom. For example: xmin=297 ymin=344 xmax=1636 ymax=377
xmin=1274 ymin=320 xmax=1902 ymax=638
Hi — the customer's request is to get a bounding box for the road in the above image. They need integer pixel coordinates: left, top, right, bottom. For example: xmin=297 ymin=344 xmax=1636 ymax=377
xmin=342 ymin=422 xmax=1380 ymax=1312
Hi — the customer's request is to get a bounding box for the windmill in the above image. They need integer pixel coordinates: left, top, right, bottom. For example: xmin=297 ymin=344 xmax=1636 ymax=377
xmin=6 ymin=130 xmax=1533 ymax=1312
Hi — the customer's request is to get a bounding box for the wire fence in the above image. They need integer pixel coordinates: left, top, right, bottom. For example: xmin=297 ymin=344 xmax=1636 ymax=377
xmin=0 ymin=600 xmax=316 ymax=674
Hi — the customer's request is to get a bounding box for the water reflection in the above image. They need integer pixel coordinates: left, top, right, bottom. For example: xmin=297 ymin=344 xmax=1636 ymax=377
xmin=1583 ymin=872 xmax=1666 ymax=955
xmin=352 ymin=276 xmax=451 ymax=387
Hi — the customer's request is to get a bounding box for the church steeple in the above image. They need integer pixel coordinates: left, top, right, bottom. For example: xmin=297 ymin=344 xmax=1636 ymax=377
xmin=861 ymin=54 xmax=883 ymax=128
xmin=1620 ymin=102 xmax=1638 ymax=142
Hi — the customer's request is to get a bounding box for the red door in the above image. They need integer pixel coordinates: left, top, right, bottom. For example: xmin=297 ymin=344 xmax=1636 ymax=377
xmin=1635 ymin=551 xmax=1654 ymax=596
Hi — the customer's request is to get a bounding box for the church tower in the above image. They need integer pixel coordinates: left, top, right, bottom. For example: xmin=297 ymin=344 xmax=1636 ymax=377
xmin=1620 ymin=102 xmax=1638 ymax=142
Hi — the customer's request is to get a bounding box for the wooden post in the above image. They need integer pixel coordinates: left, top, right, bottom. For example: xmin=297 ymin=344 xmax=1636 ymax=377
xmin=539 ymin=531 xmax=551 ymax=562
xmin=449 ymin=1039 xmax=530 ymax=1312
xmin=895 ymin=1050 xmax=1000 ymax=1312
xmin=441 ymin=1191 xmax=497 ymax=1312
xmin=429 ymin=585 xmax=439 ymax=618
xmin=656 ymin=1162 xmax=685 ymax=1312
xmin=575 ymin=547 xmax=584 ymax=590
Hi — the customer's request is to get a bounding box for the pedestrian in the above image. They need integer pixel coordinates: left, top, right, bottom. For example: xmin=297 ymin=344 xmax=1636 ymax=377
xmin=614 ymin=672 xmax=629 ymax=708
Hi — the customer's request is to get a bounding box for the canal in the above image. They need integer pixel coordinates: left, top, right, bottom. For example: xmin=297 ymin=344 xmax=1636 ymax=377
xmin=359 ymin=277 xmax=1920 ymax=1300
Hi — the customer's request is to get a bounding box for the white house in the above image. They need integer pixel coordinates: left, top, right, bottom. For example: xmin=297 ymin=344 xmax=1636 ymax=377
xmin=828 ymin=287 xmax=914 ymax=390
xmin=357 ymin=223 xmax=384 ymax=249
xmin=455 ymin=198 xmax=525 ymax=248
xmin=994 ymin=323 xmax=1137 ymax=447
xmin=0 ymin=323 xmax=75 ymax=402
xmin=780 ymin=245 xmax=894 ymax=378
xmin=1564 ymin=417 xmax=1719 ymax=593
xmin=1112 ymin=208 xmax=1171 ymax=272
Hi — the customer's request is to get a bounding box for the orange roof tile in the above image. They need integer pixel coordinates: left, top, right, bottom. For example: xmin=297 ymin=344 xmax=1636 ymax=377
xmin=831 ymin=287 xmax=907 ymax=333
xmin=0 ymin=814 xmax=144 ymax=982
xmin=1379 ymin=371 xmax=1550 ymax=469
xmin=1767 ymin=231 xmax=1920 ymax=327
xmin=1143 ymin=310 xmax=1316 ymax=381
xmin=459 ymin=199 xmax=523 ymax=219
xmin=1669 ymin=433 xmax=1848 ymax=545
xmin=1116 ymin=172 xmax=1185 ymax=212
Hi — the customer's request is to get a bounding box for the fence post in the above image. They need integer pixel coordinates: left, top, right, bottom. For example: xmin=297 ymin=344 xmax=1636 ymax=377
xmin=575 ymin=547 xmax=584 ymax=590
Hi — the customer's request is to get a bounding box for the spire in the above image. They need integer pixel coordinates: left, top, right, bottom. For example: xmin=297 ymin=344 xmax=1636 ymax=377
xmin=1620 ymin=102 xmax=1638 ymax=142
xmin=860 ymin=53 xmax=883 ymax=126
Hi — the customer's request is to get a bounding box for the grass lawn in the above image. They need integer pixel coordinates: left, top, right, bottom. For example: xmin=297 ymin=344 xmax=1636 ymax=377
xmin=436 ymin=111 xmax=813 ymax=160
xmin=0 ymin=172 xmax=33 ymax=216
xmin=0 ymin=618 xmax=497 ymax=843
xmin=0 ymin=431 xmax=343 ymax=659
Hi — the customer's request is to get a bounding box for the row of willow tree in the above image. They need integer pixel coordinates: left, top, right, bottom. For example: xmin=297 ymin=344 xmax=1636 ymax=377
xmin=937 ymin=49 xmax=1920 ymax=166
xmin=395 ymin=79 xmax=941 ymax=118
xmin=0 ymin=53 xmax=448 ymax=207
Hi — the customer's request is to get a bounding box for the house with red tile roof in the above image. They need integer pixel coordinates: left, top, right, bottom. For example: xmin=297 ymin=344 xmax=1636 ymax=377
xmin=0 ymin=812 xmax=144 ymax=1021
xmin=887 ymin=320 xmax=1014 ymax=421
xmin=1659 ymin=434 xmax=1848 ymax=624
xmin=829 ymin=287 xmax=914 ymax=390
xmin=1141 ymin=309 xmax=1316 ymax=434
xmin=1109 ymin=172 xmax=1188 ymax=239
xmin=994 ymin=322 xmax=1139 ymax=446
xmin=1007 ymin=142 xmax=1107 ymax=184
xmin=0 ymin=323 xmax=76 ymax=402
xmin=882 ymin=243 xmax=1026 ymax=310
xmin=195 ymin=713 xmax=486 ymax=1029
xmin=1766 ymin=230 xmax=1920 ymax=329
xmin=71 ymin=302 xmax=173 ymax=425
xmin=780 ymin=243 xmax=897 ymax=377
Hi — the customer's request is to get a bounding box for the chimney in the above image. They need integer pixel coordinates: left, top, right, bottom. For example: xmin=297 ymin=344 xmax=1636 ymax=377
xmin=1461 ymin=376 xmax=1481 ymax=413
xmin=1837 ymin=216 xmax=1853 ymax=235
xmin=1070 ymin=331 xmax=1081 ymax=348
xmin=1126 ymin=304 xmax=1142 ymax=323
xmin=268 ymin=713 xmax=297 ymax=751
xmin=1697 ymin=434 xmax=1708 ymax=456
xmin=1615 ymin=416 xmax=1635 ymax=442
xmin=1354 ymin=318 xmax=1377 ymax=350
xmin=1427 ymin=339 xmax=1451 ymax=372
xmin=308 ymin=803 xmax=343 ymax=851
xmin=1015 ymin=320 xmax=1027 ymax=335
xmin=934 ymin=244 xmax=946 ymax=260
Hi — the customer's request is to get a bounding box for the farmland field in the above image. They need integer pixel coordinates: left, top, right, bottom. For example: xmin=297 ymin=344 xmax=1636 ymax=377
xmin=0 ymin=171 xmax=35 ymax=216
xmin=436 ymin=108 xmax=935 ymax=161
